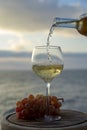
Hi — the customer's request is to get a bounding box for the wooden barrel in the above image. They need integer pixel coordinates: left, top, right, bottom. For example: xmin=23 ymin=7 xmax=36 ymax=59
xmin=1 ymin=109 xmax=87 ymax=130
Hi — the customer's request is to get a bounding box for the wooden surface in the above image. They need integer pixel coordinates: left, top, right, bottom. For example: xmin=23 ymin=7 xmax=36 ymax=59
xmin=1 ymin=109 xmax=87 ymax=130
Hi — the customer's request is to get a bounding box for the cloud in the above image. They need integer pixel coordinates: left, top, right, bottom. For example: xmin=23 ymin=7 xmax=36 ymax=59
xmin=8 ymin=36 xmax=30 ymax=51
xmin=64 ymin=53 xmax=87 ymax=69
xmin=0 ymin=0 xmax=86 ymax=32
xmin=58 ymin=0 xmax=81 ymax=7
xmin=0 ymin=51 xmax=32 ymax=70
xmin=0 ymin=51 xmax=87 ymax=70
xmin=0 ymin=58 xmax=32 ymax=70
xmin=0 ymin=50 xmax=31 ymax=58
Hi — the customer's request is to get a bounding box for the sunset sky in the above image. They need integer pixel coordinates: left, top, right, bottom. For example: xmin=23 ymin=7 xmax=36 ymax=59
xmin=0 ymin=0 xmax=87 ymax=70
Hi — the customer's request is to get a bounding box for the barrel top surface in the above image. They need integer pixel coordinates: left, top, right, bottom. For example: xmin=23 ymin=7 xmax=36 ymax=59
xmin=1 ymin=109 xmax=87 ymax=130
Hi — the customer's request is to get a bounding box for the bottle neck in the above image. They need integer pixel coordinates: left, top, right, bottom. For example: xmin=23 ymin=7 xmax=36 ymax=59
xmin=53 ymin=17 xmax=79 ymax=29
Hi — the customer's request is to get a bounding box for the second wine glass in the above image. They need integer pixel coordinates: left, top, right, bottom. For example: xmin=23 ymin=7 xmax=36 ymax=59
xmin=32 ymin=45 xmax=64 ymax=121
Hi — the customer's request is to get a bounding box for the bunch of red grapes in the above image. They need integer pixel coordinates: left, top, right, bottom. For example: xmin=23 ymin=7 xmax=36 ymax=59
xmin=16 ymin=94 xmax=63 ymax=120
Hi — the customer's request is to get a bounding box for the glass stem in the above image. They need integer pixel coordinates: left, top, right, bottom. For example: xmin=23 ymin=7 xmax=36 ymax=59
xmin=46 ymin=82 xmax=51 ymax=115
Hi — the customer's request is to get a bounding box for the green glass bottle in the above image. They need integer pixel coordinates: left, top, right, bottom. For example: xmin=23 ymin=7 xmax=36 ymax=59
xmin=53 ymin=13 xmax=87 ymax=36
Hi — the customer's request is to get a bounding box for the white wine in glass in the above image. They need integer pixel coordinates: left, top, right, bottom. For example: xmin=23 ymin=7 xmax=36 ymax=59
xmin=32 ymin=46 xmax=64 ymax=121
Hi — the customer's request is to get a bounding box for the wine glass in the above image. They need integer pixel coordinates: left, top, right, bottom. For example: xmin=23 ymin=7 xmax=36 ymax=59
xmin=31 ymin=45 xmax=64 ymax=121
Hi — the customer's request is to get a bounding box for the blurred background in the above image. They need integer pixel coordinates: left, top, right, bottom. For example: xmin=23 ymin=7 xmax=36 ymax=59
xmin=0 ymin=0 xmax=87 ymax=124
xmin=0 ymin=0 xmax=87 ymax=70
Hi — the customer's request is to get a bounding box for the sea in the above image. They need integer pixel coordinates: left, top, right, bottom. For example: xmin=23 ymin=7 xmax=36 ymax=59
xmin=0 ymin=69 xmax=87 ymax=123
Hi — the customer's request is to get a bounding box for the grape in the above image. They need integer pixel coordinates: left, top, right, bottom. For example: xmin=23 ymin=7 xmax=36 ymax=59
xmin=28 ymin=94 xmax=34 ymax=100
xmin=16 ymin=94 xmax=63 ymax=120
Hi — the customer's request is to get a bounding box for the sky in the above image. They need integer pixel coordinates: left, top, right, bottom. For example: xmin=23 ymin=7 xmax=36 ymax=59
xmin=0 ymin=0 xmax=87 ymax=70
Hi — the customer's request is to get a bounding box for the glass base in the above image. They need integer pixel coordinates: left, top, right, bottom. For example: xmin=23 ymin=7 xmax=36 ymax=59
xmin=36 ymin=115 xmax=61 ymax=122
xmin=44 ymin=115 xmax=61 ymax=122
